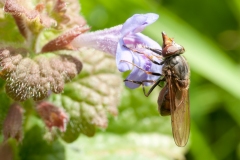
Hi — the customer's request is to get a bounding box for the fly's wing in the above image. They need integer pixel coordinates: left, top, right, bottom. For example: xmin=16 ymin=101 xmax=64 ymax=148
xmin=168 ymin=77 xmax=190 ymax=147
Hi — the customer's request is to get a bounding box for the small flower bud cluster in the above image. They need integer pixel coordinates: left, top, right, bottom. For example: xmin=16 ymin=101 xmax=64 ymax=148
xmin=0 ymin=47 xmax=82 ymax=101
xmin=0 ymin=0 xmax=87 ymax=101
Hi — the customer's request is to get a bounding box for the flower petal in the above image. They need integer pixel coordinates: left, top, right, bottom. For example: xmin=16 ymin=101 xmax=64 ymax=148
xmin=71 ymin=25 xmax=122 ymax=55
xmin=124 ymin=53 xmax=162 ymax=88
xmin=121 ymin=13 xmax=159 ymax=37
xmin=131 ymin=33 xmax=161 ymax=49
xmin=117 ymin=31 xmax=161 ymax=71
xmin=116 ymin=39 xmax=133 ymax=72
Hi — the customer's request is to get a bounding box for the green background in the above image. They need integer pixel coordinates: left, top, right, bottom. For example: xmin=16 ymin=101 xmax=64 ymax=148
xmin=80 ymin=0 xmax=240 ymax=160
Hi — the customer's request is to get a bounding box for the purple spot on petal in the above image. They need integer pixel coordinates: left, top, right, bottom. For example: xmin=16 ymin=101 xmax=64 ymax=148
xmin=144 ymin=59 xmax=152 ymax=71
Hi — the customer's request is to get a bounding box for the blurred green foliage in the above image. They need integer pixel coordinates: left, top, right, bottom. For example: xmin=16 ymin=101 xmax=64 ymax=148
xmin=80 ymin=0 xmax=240 ymax=160
xmin=0 ymin=0 xmax=240 ymax=159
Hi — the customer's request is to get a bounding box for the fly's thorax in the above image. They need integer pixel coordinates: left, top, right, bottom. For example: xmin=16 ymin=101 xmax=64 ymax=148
xmin=162 ymin=55 xmax=189 ymax=81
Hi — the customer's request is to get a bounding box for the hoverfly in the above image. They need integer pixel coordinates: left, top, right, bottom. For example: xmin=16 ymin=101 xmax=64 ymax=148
xmin=123 ymin=32 xmax=190 ymax=147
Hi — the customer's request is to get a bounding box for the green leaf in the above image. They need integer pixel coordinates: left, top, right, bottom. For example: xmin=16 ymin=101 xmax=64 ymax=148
xmin=107 ymin=87 xmax=172 ymax=135
xmin=63 ymin=132 xmax=188 ymax=160
xmin=189 ymin=122 xmax=218 ymax=160
xmin=0 ymin=15 xmax=24 ymax=43
xmin=49 ymin=48 xmax=123 ymax=141
xmin=19 ymin=125 xmax=65 ymax=160
xmin=60 ymin=118 xmax=82 ymax=143
xmin=0 ymin=78 xmax=12 ymax=131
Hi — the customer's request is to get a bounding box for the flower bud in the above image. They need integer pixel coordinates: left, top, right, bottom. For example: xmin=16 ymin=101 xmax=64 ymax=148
xmin=36 ymin=101 xmax=68 ymax=132
xmin=0 ymin=141 xmax=14 ymax=160
xmin=3 ymin=103 xmax=23 ymax=142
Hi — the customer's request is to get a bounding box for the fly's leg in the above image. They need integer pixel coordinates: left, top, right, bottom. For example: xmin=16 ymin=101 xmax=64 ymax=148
xmin=143 ymin=46 xmax=166 ymax=65
xmin=144 ymin=46 xmax=162 ymax=55
xmin=123 ymin=45 xmax=163 ymax=65
xmin=120 ymin=60 xmax=161 ymax=76
xmin=124 ymin=79 xmax=154 ymax=97
xmin=120 ymin=59 xmax=162 ymax=96
xmin=124 ymin=77 xmax=165 ymax=97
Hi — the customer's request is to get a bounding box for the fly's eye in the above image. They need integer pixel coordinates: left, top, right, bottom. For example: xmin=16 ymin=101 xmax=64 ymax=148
xmin=162 ymin=43 xmax=185 ymax=57
xmin=172 ymin=42 xmax=185 ymax=54
xmin=161 ymin=32 xmax=185 ymax=57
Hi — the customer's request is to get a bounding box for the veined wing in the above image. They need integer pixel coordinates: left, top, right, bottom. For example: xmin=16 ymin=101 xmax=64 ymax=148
xmin=168 ymin=77 xmax=190 ymax=147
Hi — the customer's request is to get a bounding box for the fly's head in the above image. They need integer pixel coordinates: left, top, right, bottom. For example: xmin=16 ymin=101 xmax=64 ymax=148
xmin=161 ymin=32 xmax=185 ymax=57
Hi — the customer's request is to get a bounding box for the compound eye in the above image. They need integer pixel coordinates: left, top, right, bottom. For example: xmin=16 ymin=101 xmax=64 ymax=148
xmin=162 ymin=43 xmax=185 ymax=57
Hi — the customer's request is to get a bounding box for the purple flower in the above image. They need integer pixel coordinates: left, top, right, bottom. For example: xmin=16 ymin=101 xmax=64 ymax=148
xmin=116 ymin=13 xmax=162 ymax=88
xmin=71 ymin=13 xmax=162 ymax=89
